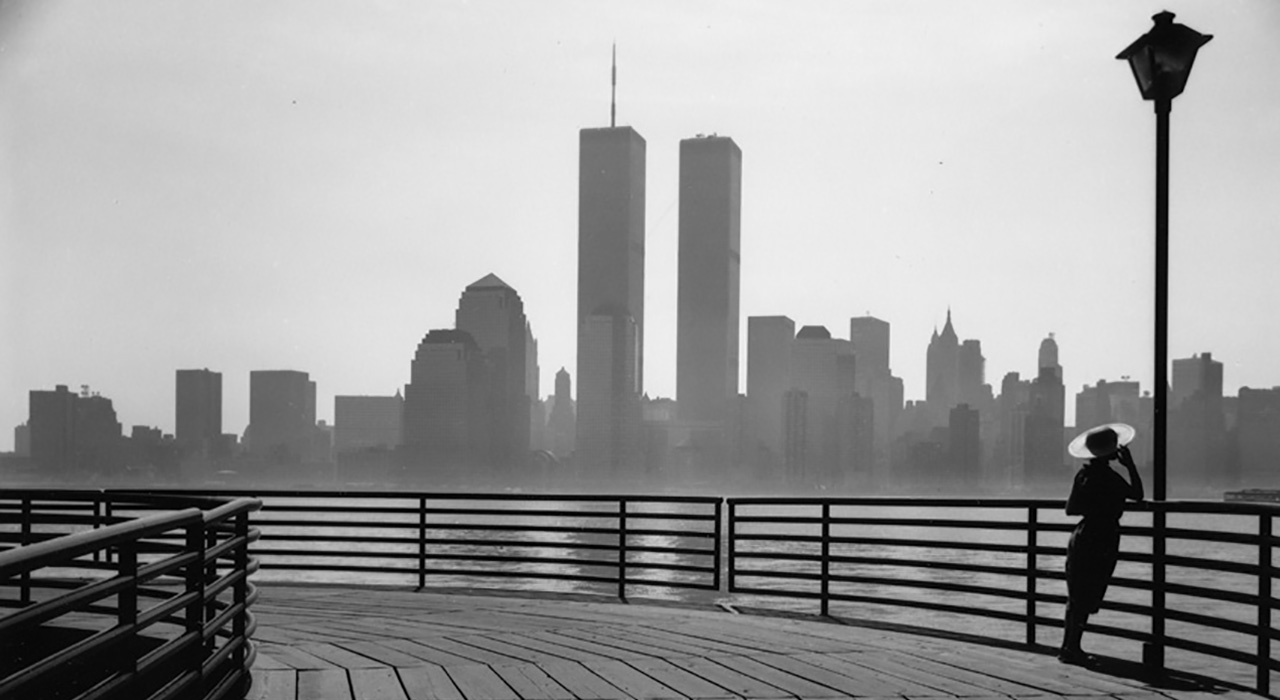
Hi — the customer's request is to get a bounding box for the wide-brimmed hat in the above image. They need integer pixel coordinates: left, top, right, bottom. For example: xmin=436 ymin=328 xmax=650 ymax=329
xmin=1067 ymin=423 xmax=1136 ymax=459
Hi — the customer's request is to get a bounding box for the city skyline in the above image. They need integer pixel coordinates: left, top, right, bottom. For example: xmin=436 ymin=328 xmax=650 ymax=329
xmin=3 ymin=1 xmax=1279 ymax=449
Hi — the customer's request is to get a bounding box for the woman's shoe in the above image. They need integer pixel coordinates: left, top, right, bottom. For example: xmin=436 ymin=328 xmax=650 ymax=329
xmin=1057 ymin=648 xmax=1096 ymax=666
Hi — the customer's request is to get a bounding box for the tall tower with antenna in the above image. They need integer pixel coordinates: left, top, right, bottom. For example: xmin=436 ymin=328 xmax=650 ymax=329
xmin=576 ymin=44 xmax=646 ymax=476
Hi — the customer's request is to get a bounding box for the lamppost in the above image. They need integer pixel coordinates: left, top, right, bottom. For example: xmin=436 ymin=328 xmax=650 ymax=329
xmin=1116 ymin=10 xmax=1211 ymax=673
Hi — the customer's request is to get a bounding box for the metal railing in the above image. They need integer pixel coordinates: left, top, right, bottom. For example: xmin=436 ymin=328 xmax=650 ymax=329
xmin=143 ymin=490 xmax=722 ymax=600
xmin=727 ymin=496 xmax=1279 ymax=695
xmin=6 ymin=489 xmax=1272 ymax=696
xmin=0 ymin=490 xmax=262 ymax=700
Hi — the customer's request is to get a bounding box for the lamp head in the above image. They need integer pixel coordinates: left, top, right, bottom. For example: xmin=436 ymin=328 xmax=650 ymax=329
xmin=1116 ymin=11 xmax=1212 ymax=102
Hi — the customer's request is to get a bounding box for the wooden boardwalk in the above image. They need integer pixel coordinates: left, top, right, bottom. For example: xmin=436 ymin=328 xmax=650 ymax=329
xmin=247 ymin=585 xmax=1251 ymax=700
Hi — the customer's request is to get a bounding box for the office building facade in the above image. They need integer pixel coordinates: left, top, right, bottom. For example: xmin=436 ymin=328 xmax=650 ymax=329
xmin=577 ymin=126 xmax=646 ymax=475
xmin=676 ymin=135 xmax=742 ymax=425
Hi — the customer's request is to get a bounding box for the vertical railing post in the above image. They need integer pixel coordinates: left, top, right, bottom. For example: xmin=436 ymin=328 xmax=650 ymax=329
xmin=204 ymin=527 xmax=218 ymax=655
xmin=185 ymin=520 xmax=207 ymax=682
xmin=618 ymin=498 xmax=628 ymax=601
xmin=232 ymin=512 xmax=249 ymax=670
xmin=728 ymin=501 xmax=737 ymax=593
xmin=418 ymin=496 xmax=427 ymax=590
xmin=1258 ymin=514 xmax=1272 ymax=696
xmin=1026 ymin=505 xmax=1038 ymax=646
xmin=712 ymin=499 xmax=722 ymax=591
xmin=119 ymin=541 xmax=139 ymax=677
xmin=93 ymin=497 xmax=102 ymax=563
xmin=19 ymin=497 xmax=31 ymax=606
xmin=1145 ymin=505 xmax=1167 ymax=672
xmin=821 ymin=502 xmax=831 ymax=617
xmin=105 ymin=500 xmax=115 ymax=564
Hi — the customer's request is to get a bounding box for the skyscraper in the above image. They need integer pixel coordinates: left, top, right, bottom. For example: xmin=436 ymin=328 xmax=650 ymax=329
xmin=1024 ymin=335 xmax=1065 ymax=484
xmin=576 ymin=309 xmax=640 ymax=474
xmin=248 ymin=370 xmax=316 ymax=464
xmin=577 ymin=125 xmax=646 ymax=474
xmin=746 ymin=315 xmax=794 ymax=466
xmin=677 ymin=134 xmax=742 ymax=425
xmin=849 ymin=315 xmax=902 ymax=480
xmin=402 ymin=330 xmax=487 ymax=471
xmin=790 ymin=325 xmax=846 ymax=484
xmin=849 ymin=316 xmax=890 ymax=382
xmin=28 ymin=385 xmax=78 ymax=473
xmin=958 ymin=339 xmax=985 ymax=407
xmin=926 ymin=310 xmax=960 ymax=419
xmin=175 ymin=369 xmax=222 ymax=456
xmin=455 ymin=273 xmax=532 ymax=467
xmin=334 ymin=394 xmax=403 ymax=453
xmin=547 ymin=368 xmax=576 ymax=459
xmin=1170 ymin=352 xmax=1226 ymax=489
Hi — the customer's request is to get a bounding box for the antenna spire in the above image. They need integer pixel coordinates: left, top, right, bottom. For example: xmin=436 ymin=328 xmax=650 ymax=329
xmin=610 ymin=42 xmax=617 ymax=128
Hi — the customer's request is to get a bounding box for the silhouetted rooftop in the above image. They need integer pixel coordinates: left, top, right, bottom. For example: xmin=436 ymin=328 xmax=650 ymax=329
xmin=466 ymin=273 xmax=512 ymax=290
xmin=796 ymin=325 xmax=831 ymax=340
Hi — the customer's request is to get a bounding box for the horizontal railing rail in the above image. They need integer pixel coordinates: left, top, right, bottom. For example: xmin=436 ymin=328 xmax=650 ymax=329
xmin=0 ymin=490 xmax=261 ymax=700
xmin=117 ymin=489 xmax=722 ymax=601
xmin=7 ymin=489 xmax=1273 ymax=696
xmin=727 ymin=496 xmax=1278 ymax=696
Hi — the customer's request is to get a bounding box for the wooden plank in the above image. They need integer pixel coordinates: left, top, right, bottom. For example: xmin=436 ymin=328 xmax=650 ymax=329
xmin=681 ymin=620 xmax=859 ymax=654
xmin=579 ymin=659 xmax=682 ymax=700
xmin=936 ymin=646 xmax=1142 ymax=695
xmin=299 ymin=642 xmax=389 ymax=669
xmin=753 ymin=652 xmax=880 ymax=697
xmin=528 ymin=630 xmax=649 ymax=660
xmin=627 ymin=626 xmax=764 ymax=656
xmin=398 ymin=666 xmax=464 ymax=700
xmin=379 ymin=639 xmax=479 ymax=667
xmin=556 ymin=628 xmax=687 ymax=659
xmin=612 ymin=627 xmax=743 ymax=657
xmin=624 ymin=657 xmax=737 ymax=699
xmin=247 ymin=669 xmax=297 ymax=700
xmin=492 ymin=663 xmax=576 ymax=700
xmin=707 ymin=654 xmax=844 ymax=698
xmin=350 ymin=668 xmax=410 ymax=700
xmin=420 ymin=635 xmax=530 ymax=665
xmin=821 ymin=651 xmax=988 ymax=696
xmin=338 ymin=640 xmax=436 ymax=668
xmin=507 ymin=631 xmax=631 ymax=663
xmin=252 ymin=650 xmax=295 ymax=670
xmin=446 ymin=664 xmax=520 ymax=700
xmin=537 ymin=661 xmax=631 ymax=700
xmin=298 ymin=669 xmax=354 ymax=700
xmin=792 ymin=652 xmax=928 ymax=696
xmin=877 ymin=651 xmax=1042 ymax=696
xmin=446 ymin=634 xmax=570 ymax=664
xmin=665 ymin=657 xmax=791 ymax=699
xmin=260 ymin=643 xmax=342 ymax=670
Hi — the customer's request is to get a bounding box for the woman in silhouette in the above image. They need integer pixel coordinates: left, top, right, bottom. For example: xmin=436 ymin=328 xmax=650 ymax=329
xmin=1060 ymin=424 xmax=1144 ymax=665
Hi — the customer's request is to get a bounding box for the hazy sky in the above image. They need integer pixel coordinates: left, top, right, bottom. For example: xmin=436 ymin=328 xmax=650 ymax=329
xmin=2 ymin=1 xmax=1278 ymax=449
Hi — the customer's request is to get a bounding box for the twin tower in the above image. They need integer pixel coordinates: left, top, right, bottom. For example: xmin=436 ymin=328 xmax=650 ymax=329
xmin=576 ymin=125 xmax=742 ymax=473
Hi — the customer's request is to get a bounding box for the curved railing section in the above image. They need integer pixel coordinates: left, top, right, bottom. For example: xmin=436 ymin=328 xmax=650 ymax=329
xmin=143 ymin=490 xmax=721 ymax=599
xmin=0 ymin=490 xmax=262 ymax=700
xmin=727 ymin=496 xmax=1278 ymax=696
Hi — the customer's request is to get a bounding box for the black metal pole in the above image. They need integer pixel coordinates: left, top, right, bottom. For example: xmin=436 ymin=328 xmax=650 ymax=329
xmin=1145 ymin=95 xmax=1171 ymax=673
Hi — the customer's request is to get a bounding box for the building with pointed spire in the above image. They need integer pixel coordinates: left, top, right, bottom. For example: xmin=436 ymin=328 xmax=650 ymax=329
xmin=925 ymin=310 xmax=960 ymax=417
xmin=576 ymin=55 xmax=646 ymax=477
